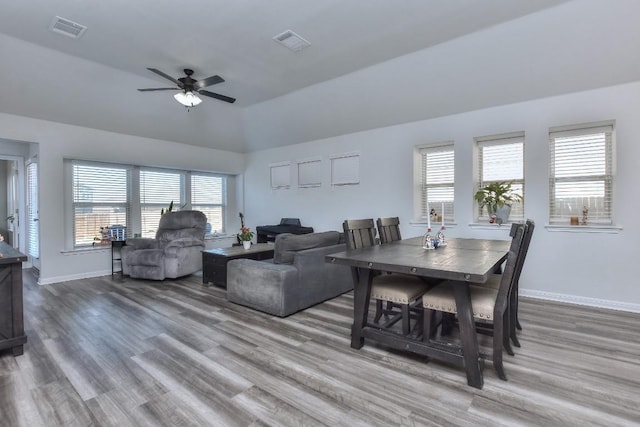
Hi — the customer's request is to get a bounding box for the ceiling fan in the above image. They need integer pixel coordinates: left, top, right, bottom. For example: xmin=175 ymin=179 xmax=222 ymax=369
xmin=138 ymin=68 xmax=236 ymax=107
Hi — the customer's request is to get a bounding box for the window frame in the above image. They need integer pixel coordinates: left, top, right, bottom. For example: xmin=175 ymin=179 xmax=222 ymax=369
xmin=66 ymin=159 xmax=229 ymax=249
xmin=417 ymin=143 xmax=455 ymax=223
xmin=139 ymin=168 xmax=185 ymax=238
xmin=548 ymin=121 xmax=614 ymax=226
xmin=191 ymin=173 xmax=227 ymax=235
xmin=26 ymin=161 xmax=40 ymax=258
xmin=475 ymin=132 xmax=525 ymax=223
xmin=70 ymin=160 xmax=132 ymax=248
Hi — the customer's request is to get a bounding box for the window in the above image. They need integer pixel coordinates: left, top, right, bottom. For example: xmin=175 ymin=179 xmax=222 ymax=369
xmin=68 ymin=160 xmax=231 ymax=248
xmin=420 ymin=144 xmax=454 ymax=222
xmin=72 ymin=162 xmax=130 ymax=247
xmin=26 ymin=162 xmax=39 ymax=258
xmin=549 ymin=122 xmax=614 ymax=225
xmin=191 ymin=174 xmax=225 ymax=233
xmin=140 ymin=169 xmax=183 ymax=238
xmin=476 ymin=133 xmax=524 ymax=221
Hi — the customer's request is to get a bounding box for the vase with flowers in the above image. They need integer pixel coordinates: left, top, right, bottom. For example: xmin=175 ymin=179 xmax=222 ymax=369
xmin=239 ymin=226 xmax=254 ymax=249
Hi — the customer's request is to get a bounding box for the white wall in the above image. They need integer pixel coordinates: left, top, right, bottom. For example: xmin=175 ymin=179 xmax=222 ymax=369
xmin=244 ymin=81 xmax=640 ymax=311
xmin=0 ymin=112 xmax=245 ymax=284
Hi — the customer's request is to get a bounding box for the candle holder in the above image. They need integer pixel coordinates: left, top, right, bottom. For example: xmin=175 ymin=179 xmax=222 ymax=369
xmin=436 ymin=229 xmax=446 ymax=247
xmin=422 ymin=229 xmax=435 ymax=250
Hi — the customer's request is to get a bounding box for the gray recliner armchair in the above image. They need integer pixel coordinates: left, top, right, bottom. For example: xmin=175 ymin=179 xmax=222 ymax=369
xmin=122 ymin=210 xmax=207 ymax=280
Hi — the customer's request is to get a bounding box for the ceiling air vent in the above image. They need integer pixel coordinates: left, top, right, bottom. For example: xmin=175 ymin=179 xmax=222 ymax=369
xmin=273 ymin=30 xmax=310 ymax=52
xmin=49 ymin=16 xmax=87 ymax=39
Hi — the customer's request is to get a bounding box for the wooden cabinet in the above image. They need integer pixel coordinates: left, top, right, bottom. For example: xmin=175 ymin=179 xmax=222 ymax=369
xmin=0 ymin=242 xmax=28 ymax=356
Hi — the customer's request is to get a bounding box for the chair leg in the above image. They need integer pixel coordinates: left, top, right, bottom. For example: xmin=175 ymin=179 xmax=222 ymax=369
xmin=386 ymin=301 xmax=394 ymax=315
xmin=494 ymin=316 xmax=507 ymax=381
xmin=510 ymin=284 xmax=522 ymax=345
xmin=423 ymin=308 xmax=433 ymax=342
xmin=503 ymin=310 xmax=514 ymax=356
xmin=510 ymin=320 xmax=521 ymax=348
xmin=441 ymin=312 xmax=455 ymax=336
xmin=401 ymin=304 xmax=410 ymax=335
xmin=374 ymin=299 xmax=383 ymax=323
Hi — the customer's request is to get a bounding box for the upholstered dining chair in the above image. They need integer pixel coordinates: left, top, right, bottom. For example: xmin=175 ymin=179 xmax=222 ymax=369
xmin=376 ymin=217 xmax=402 ymax=244
xmin=474 ymin=219 xmax=535 ymax=350
xmin=421 ymin=223 xmax=526 ymax=381
xmin=343 ymin=219 xmax=429 ymax=335
xmin=374 ymin=217 xmax=423 ymax=325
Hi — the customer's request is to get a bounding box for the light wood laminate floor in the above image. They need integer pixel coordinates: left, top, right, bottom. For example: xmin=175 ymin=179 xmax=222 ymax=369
xmin=1 ymin=270 xmax=639 ymax=426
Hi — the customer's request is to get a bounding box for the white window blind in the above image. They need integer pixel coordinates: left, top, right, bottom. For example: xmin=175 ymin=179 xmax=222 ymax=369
xmin=420 ymin=144 xmax=454 ymax=222
xmin=476 ymin=134 xmax=524 ymax=221
xmin=549 ymin=123 xmax=613 ymax=224
xmin=72 ymin=162 xmax=129 ymax=247
xmin=26 ymin=162 xmax=39 ymax=258
xmin=140 ymin=169 xmax=183 ymax=238
xmin=191 ymin=174 xmax=225 ymax=233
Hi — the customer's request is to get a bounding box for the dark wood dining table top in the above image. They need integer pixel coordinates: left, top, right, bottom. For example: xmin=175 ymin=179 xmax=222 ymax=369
xmin=326 ymin=237 xmax=510 ymax=284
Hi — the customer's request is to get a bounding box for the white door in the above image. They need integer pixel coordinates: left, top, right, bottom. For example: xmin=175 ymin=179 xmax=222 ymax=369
xmin=7 ymin=161 xmax=19 ymax=248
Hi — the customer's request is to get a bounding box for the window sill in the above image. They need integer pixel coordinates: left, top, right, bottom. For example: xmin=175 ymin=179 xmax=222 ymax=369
xmin=468 ymin=223 xmax=515 ymax=231
xmin=545 ymin=224 xmax=622 ymax=234
xmin=61 ymin=246 xmax=111 ymax=255
xmin=410 ymin=221 xmax=457 ymax=229
xmin=205 ymin=234 xmax=235 ymax=240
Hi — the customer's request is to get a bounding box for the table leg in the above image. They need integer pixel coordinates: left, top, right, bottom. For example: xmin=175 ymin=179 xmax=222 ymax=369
xmin=452 ymin=281 xmax=483 ymax=389
xmin=351 ymin=267 xmax=372 ymax=349
xmin=12 ymin=345 xmax=24 ymax=356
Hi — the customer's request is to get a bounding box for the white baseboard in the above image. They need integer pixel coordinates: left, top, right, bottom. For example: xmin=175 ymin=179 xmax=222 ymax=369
xmin=520 ymin=289 xmax=640 ymax=314
xmin=38 ymin=269 xmax=112 ymax=285
xmin=35 ymin=272 xmax=640 ymax=314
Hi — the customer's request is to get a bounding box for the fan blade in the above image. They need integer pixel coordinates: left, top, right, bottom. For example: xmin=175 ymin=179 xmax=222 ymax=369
xmin=198 ymin=90 xmax=236 ymax=104
xmin=147 ymin=68 xmax=184 ymax=88
xmin=195 ymin=75 xmax=224 ymax=89
xmin=137 ymin=88 xmax=178 ymax=91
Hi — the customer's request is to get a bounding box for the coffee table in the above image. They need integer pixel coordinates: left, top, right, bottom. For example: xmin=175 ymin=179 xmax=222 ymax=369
xmin=202 ymin=243 xmax=275 ymax=288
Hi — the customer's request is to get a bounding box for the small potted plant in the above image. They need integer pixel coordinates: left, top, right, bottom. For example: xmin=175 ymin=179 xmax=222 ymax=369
xmin=474 ymin=181 xmax=523 ymax=224
xmin=239 ymin=226 xmax=254 ymax=249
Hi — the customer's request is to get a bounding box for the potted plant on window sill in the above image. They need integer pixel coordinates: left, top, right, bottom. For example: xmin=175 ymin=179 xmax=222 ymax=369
xmin=474 ymin=181 xmax=522 ymax=224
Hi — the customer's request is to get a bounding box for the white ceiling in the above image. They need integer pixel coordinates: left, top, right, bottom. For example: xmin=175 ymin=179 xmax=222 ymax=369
xmin=0 ymin=0 xmax=595 ymax=153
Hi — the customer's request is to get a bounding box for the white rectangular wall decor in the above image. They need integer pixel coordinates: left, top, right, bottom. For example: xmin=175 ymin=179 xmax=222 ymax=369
xmin=330 ymin=153 xmax=360 ymax=186
xmin=297 ymin=158 xmax=322 ymax=187
xmin=269 ymin=162 xmax=291 ymax=189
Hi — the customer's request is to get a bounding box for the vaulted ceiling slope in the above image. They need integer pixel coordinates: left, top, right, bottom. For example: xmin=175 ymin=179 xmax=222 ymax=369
xmin=2 ymin=0 xmax=638 ymax=153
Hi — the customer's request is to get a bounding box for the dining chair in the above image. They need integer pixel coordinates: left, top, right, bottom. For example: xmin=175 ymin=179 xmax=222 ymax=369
xmin=376 ymin=216 xmax=402 ymax=244
xmin=375 ymin=217 xmax=415 ymax=324
xmin=343 ymin=219 xmax=429 ymax=335
xmin=475 ymin=219 xmax=535 ymax=349
xmin=421 ymin=223 xmax=526 ymax=381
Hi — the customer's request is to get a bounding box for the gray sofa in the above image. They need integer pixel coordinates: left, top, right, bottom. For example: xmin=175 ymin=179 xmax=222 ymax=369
xmin=227 ymin=231 xmax=352 ymax=317
xmin=122 ymin=210 xmax=207 ymax=280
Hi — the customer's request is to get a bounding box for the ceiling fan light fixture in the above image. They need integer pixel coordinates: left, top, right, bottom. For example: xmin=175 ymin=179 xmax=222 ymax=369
xmin=174 ymin=91 xmax=202 ymax=107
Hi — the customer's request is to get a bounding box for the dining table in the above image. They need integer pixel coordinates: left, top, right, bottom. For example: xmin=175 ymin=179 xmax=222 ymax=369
xmin=325 ymin=236 xmax=510 ymax=389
